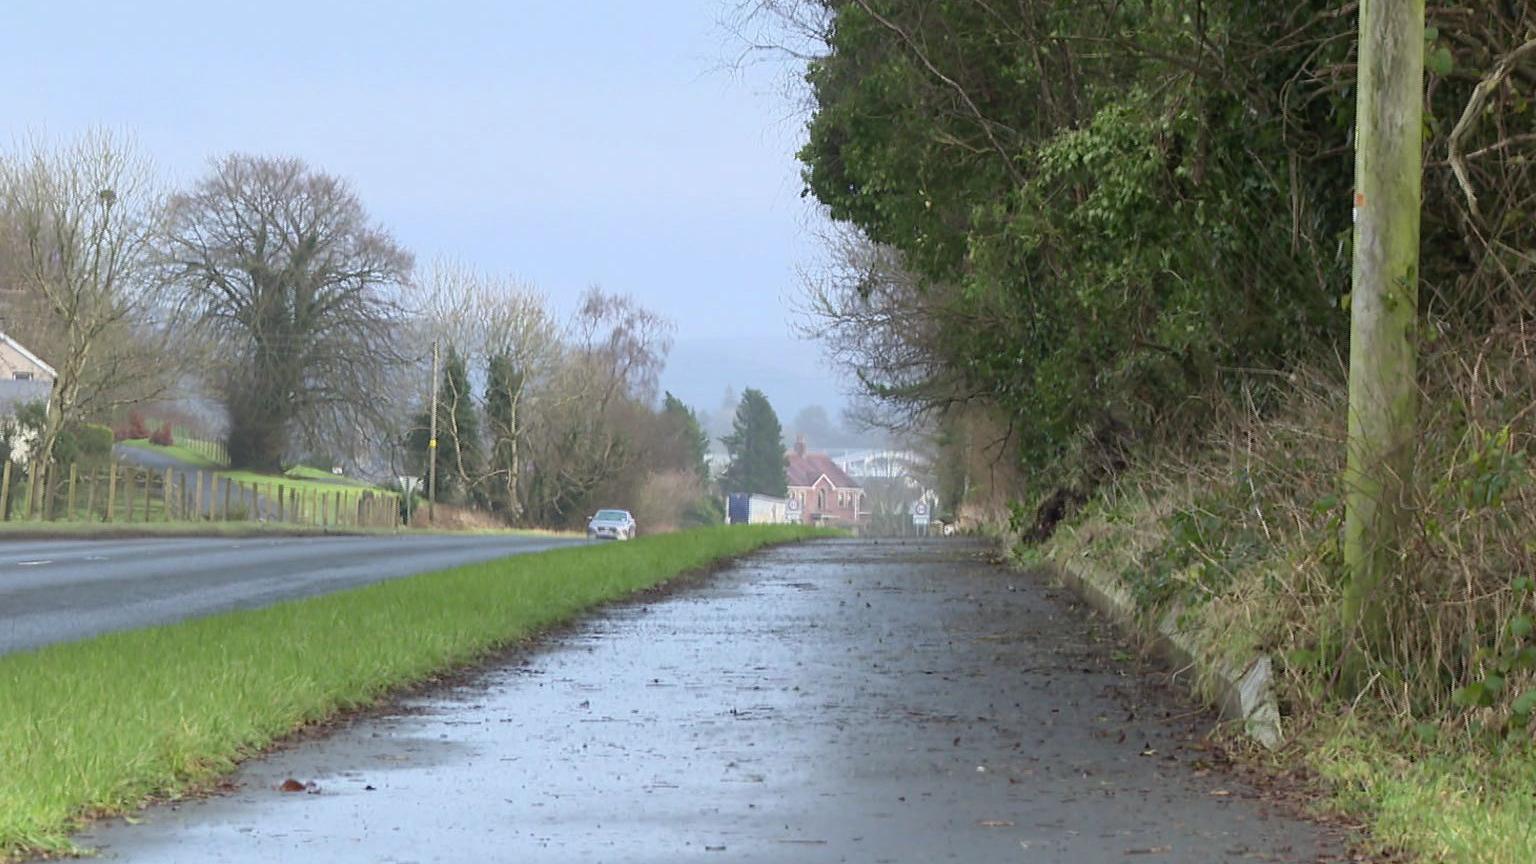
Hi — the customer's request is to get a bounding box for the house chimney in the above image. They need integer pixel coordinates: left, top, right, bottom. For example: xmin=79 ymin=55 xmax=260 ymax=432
xmin=794 ymin=434 xmax=807 ymax=457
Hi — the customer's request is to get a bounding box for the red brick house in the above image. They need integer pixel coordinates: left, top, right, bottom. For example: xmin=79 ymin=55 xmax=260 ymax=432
xmin=786 ymin=437 xmax=864 ymax=526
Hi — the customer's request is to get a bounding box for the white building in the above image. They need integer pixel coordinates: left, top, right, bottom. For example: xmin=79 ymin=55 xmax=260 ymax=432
xmin=0 ymin=331 xmax=56 ymax=416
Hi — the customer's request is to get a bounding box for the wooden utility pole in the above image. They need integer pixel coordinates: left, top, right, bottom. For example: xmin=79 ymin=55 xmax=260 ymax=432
xmin=1341 ymin=0 xmax=1425 ymax=670
xmin=428 ymin=338 xmax=439 ymax=525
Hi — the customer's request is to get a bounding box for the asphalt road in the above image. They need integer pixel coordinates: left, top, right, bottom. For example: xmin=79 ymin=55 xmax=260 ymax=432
xmin=0 ymin=534 xmax=580 ymax=656
xmin=74 ymin=539 xmax=1350 ymax=863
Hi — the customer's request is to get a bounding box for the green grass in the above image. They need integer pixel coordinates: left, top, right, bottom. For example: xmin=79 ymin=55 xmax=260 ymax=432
xmin=211 ymin=469 xmax=398 ymax=526
xmin=0 ymin=525 xmax=833 ymax=859
xmin=1303 ymin=719 xmax=1536 ymax=863
xmin=282 ymin=465 xmax=372 ymax=487
xmin=4 ymin=473 xmax=171 ymax=525
xmin=217 ymin=469 xmax=391 ymax=496
xmin=218 ymin=469 xmax=396 ymax=512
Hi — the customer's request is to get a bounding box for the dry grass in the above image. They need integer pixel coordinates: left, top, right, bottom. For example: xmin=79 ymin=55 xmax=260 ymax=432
xmin=632 ymin=470 xmax=705 ymax=535
xmin=1061 ymin=324 xmax=1536 ymax=720
xmin=1043 ymin=324 xmax=1536 ymax=861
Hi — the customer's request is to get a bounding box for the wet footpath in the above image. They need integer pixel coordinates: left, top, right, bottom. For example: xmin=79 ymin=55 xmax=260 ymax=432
xmin=75 ymin=539 xmax=1350 ymax=863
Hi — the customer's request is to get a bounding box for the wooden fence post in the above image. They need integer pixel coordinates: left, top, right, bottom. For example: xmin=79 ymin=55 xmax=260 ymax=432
xmin=66 ymin=464 xmax=78 ymax=521
xmin=19 ymin=467 xmax=32 ymax=520
xmin=85 ymin=470 xmax=98 ymax=521
xmin=0 ymin=461 xmax=11 ymax=522
xmin=106 ymin=464 xmax=118 ymax=522
xmin=36 ymin=465 xmax=49 ymax=521
xmin=163 ymin=468 xmax=173 ymax=522
xmin=29 ymin=465 xmax=42 ymax=521
xmin=193 ymin=471 xmax=203 ymax=520
xmin=222 ymin=477 xmax=232 ymax=521
xmin=125 ymin=469 xmax=138 ymax=523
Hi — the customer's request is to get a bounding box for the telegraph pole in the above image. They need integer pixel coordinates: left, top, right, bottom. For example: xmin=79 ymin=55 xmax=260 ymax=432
xmin=1341 ymin=0 xmax=1425 ymax=672
xmin=428 ymin=339 xmax=439 ymax=525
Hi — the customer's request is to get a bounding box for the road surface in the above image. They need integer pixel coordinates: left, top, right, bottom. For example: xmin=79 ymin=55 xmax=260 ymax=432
xmin=73 ymin=539 xmax=1350 ymax=863
xmin=0 ymin=534 xmax=579 ymax=656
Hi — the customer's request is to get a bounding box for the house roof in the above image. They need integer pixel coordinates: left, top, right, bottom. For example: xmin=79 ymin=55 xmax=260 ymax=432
xmin=0 ymin=331 xmax=57 ymax=378
xmin=787 ymin=449 xmax=860 ymax=490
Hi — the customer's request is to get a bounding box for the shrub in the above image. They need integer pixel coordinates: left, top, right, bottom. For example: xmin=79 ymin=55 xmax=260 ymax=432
xmin=124 ymin=411 xmax=149 ymax=440
xmin=150 ymin=422 xmax=174 ymax=447
xmin=682 ymin=494 xmax=725 ymax=528
xmin=632 ymin=470 xmax=706 ymax=535
xmin=73 ymin=424 xmax=113 ymax=466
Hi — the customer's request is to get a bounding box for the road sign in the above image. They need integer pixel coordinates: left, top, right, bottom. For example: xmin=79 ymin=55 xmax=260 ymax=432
xmin=912 ymin=501 xmax=930 ymax=527
xmin=398 ymin=476 xmax=421 ymax=526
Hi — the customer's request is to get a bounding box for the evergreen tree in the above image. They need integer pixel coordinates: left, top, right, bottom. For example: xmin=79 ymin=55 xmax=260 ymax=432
xmin=406 ymin=346 xmax=482 ymax=504
xmin=484 ymin=353 xmax=525 ymax=516
xmin=659 ymin=391 xmax=710 ymax=480
xmin=721 ymin=388 xmax=788 ymax=497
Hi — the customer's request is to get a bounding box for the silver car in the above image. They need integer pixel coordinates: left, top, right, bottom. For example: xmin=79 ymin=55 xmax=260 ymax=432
xmin=587 ymin=509 xmax=636 ymax=540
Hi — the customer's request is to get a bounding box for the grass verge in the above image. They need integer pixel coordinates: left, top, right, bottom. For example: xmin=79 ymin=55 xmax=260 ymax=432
xmin=217 ymin=468 xmax=388 ymax=496
xmin=1303 ymin=718 xmax=1536 ymax=862
xmin=281 ymin=465 xmax=373 ymax=487
xmin=0 ymin=524 xmax=831 ymax=860
xmin=1028 ymin=333 xmax=1536 ymax=862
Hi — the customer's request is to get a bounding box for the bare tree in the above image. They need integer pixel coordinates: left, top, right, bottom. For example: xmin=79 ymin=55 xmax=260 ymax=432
xmin=794 ymin=223 xmax=975 ymax=430
xmin=520 ymin=287 xmax=674 ymax=525
xmin=160 ymin=154 xmax=413 ymax=470
xmin=0 ymin=130 xmax=174 ymax=485
xmin=412 ymin=260 xmax=560 ymax=518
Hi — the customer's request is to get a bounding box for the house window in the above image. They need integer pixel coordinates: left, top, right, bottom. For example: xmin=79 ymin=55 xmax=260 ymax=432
xmin=12 ymin=372 xmax=31 ymax=381
xmin=817 ymin=489 xmax=826 ymax=510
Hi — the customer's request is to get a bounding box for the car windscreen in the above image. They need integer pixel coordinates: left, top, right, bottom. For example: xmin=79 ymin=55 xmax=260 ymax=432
xmin=595 ymin=510 xmax=628 ymax=520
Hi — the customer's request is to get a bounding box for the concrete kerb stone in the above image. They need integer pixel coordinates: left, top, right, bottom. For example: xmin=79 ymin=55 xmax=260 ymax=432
xmin=1046 ymin=555 xmax=1282 ymax=749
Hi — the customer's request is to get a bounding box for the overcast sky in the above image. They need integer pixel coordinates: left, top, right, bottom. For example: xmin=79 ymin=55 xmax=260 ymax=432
xmin=0 ymin=0 xmax=844 ymax=425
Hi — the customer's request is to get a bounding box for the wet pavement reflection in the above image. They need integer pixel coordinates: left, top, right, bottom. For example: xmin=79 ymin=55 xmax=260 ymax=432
xmin=76 ymin=539 xmax=1345 ymax=862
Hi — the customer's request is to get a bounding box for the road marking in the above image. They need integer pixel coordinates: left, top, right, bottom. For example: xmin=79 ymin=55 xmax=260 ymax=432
xmin=16 ymin=560 xmax=52 ymax=566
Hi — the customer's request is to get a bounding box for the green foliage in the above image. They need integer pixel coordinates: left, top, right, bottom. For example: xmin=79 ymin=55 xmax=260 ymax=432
xmin=406 ymin=346 xmax=483 ymax=505
xmin=659 ymin=392 xmax=710 ymax=481
xmin=720 ymin=388 xmax=788 ymax=497
xmin=800 ymin=1 xmax=1351 ymax=488
xmin=484 ymin=353 xmax=524 ymax=513
xmin=71 ymin=424 xmax=113 ymax=467
xmin=1452 ymin=573 xmax=1536 ymax=731
xmin=1127 ymin=478 xmax=1277 ymax=608
xmin=0 ymin=406 xmax=110 ymax=471
xmin=799 ymin=0 xmax=1532 ymax=517
xmin=681 ymin=494 xmax=725 ymax=528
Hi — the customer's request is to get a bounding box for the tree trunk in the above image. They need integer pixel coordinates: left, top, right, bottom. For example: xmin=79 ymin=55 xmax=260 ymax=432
xmin=1340 ymin=0 xmax=1425 ymax=677
xmin=505 ymin=393 xmax=523 ymax=521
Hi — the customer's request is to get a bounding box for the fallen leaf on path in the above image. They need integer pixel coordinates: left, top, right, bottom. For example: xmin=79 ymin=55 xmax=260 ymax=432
xmin=278 ymin=779 xmax=305 ymax=793
xmin=977 ymin=819 xmax=1015 ymax=828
